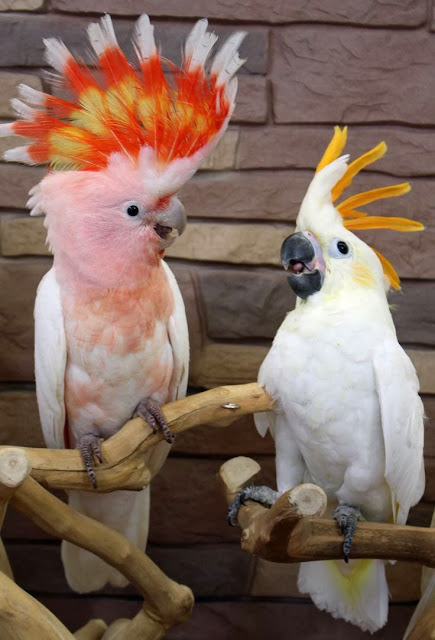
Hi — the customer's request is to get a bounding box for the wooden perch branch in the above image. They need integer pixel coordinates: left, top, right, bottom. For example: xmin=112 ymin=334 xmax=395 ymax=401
xmin=73 ymin=619 xmax=107 ymax=640
xmin=0 ymin=448 xmax=31 ymax=528
xmin=220 ymin=457 xmax=435 ymax=567
xmin=0 ymin=383 xmax=272 ymax=492
xmin=10 ymin=475 xmax=194 ymax=637
xmin=0 ymin=569 xmax=75 ymax=640
xmin=0 ymin=448 xmax=31 ymax=581
xmin=0 ymin=449 xmax=75 ymax=638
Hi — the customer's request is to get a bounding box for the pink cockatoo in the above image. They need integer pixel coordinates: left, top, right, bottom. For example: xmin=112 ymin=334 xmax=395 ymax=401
xmin=2 ymin=14 xmax=245 ymax=592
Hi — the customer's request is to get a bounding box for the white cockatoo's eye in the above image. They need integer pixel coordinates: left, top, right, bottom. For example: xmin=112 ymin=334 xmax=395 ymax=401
xmin=329 ymin=238 xmax=352 ymax=259
xmin=122 ymin=201 xmax=146 ymax=219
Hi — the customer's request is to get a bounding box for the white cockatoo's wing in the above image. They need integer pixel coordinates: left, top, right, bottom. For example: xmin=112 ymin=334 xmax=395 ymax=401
xmin=255 ymin=344 xmax=280 ymax=438
xmin=373 ymin=332 xmax=425 ymax=524
xmin=34 ymin=267 xmax=67 ymax=449
xmin=254 ymin=343 xmax=308 ymax=494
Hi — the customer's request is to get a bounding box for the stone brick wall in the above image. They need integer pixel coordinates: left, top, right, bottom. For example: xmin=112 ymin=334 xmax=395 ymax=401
xmin=0 ymin=1 xmax=434 ymax=638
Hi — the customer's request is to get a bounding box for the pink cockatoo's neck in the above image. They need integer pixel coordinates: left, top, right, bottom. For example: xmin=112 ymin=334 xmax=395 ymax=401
xmin=52 ymin=244 xmax=164 ymax=296
xmin=59 ymin=258 xmax=174 ymax=347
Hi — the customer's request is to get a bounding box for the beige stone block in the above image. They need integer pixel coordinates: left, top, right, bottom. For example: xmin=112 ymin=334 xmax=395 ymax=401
xmin=233 ymin=76 xmax=268 ymax=124
xmin=192 ymin=342 xmax=268 ymax=388
xmin=180 ymin=169 xmax=306 ymax=221
xmin=0 ymin=136 xmax=20 ymax=161
xmin=272 ymin=27 xmax=435 ymax=125
xmin=0 ymin=15 xmax=267 ymax=75
xmin=1 ymin=215 xmax=49 ymax=257
xmin=407 ymin=350 xmax=435 ymax=394
xmin=200 ymin=131 xmax=239 ymax=171
xmin=0 ymin=72 xmax=42 ymax=118
xmin=0 ymin=0 xmax=43 ymax=9
xmin=50 ymin=0 xmax=427 ymax=26
xmin=250 ymin=558 xmax=421 ymax=602
xmin=237 ymin=125 xmax=435 ymax=177
xmin=166 ymin=221 xmax=292 ymax=266
xmin=0 ymin=390 xmax=44 ymax=447
xmin=192 ymin=341 xmax=435 ymax=392
xmin=250 ymin=559 xmax=300 ymax=597
xmin=0 ymin=164 xmax=45 ymax=209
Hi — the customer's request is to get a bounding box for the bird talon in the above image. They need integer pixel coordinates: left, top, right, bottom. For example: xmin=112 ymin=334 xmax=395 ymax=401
xmin=227 ymin=494 xmax=243 ymax=527
xmin=135 ymin=397 xmax=174 ymax=443
xmin=77 ymin=432 xmax=103 ymax=489
xmin=333 ymin=504 xmax=364 ymax=562
xmin=227 ymin=485 xmax=279 ymax=528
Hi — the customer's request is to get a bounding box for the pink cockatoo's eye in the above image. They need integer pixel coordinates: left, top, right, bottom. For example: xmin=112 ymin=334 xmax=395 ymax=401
xmin=127 ymin=204 xmax=139 ymax=217
xmin=122 ymin=201 xmax=146 ymax=219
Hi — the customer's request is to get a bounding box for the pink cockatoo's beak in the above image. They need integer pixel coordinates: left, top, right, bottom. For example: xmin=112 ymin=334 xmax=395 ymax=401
xmin=152 ymin=196 xmax=187 ymax=249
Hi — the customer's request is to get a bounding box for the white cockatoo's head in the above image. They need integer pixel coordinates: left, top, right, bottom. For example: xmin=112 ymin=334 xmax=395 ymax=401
xmin=281 ymin=128 xmax=423 ymax=301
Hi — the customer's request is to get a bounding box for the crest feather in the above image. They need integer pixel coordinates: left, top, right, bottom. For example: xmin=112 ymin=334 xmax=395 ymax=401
xmin=3 ymin=14 xmax=245 ymax=178
xmin=315 ymin=127 xmax=424 ymax=290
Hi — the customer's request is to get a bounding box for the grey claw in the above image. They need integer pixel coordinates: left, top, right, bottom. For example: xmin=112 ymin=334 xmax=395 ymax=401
xmin=227 ymin=485 xmax=279 ymax=528
xmin=136 ymin=397 xmax=174 ymax=443
xmin=78 ymin=432 xmax=102 ymax=489
xmin=227 ymin=497 xmax=242 ymax=527
xmin=333 ymin=504 xmax=365 ymax=563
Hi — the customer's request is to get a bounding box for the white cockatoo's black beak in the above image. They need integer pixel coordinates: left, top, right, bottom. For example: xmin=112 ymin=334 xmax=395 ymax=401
xmin=281 ymin=231 xmax=325 ymax=298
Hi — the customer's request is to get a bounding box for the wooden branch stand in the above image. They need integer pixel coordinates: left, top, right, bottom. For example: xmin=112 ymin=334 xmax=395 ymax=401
xmin=220 ymin=456 xmax=435 ymax=640
xmin=219 ymin=457 xmax=435 ymax=567
xmin=0 ymin=382 xmax=433 ymax=638
xmin=0 ymin=383 xmax=271 ymax=639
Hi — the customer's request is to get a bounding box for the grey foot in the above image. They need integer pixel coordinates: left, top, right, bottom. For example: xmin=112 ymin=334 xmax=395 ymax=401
xmin=77 ymin=432 xmax=102 ymax=489
xmin=135 ymin=397 xmax=174 ymax=444
xmin=227 ymin=485 xmax=279 ymax=527
xmin=333 ymin=504 xmax=365 ymax=563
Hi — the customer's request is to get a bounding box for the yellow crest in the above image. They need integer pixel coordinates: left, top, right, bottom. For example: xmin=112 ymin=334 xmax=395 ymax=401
xmin=317 ymin=127 xmax=424 ymax=290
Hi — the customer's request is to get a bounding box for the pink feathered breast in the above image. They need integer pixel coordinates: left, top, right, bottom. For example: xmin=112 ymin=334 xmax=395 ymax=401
xmin=61 ymin=265 xmax=175 ymax=444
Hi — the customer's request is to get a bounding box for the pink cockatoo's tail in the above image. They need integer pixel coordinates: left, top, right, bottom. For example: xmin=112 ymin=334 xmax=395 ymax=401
xmin=2 ymin=14 xmax=246 ymax=593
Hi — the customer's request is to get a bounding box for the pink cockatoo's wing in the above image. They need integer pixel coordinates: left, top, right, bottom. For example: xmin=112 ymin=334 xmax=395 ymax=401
xmin=34 ymin=267 xmax=67 ymax=450
xmin=144 ymin=261 xmax=189 ymax=483
xmin=163 ymin=261 xmax=189 ymax=403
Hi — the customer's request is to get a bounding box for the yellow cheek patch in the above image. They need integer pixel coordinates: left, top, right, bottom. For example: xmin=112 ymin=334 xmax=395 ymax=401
xmin=352 ymin=262 xmax=376 ymax=288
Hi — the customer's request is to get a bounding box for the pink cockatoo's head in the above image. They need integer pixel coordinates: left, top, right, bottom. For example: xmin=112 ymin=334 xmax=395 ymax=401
xmin=1 ymin=14 xmax=246 ymax=289
xmin=40 ymin=149 xmax=187 ymax=289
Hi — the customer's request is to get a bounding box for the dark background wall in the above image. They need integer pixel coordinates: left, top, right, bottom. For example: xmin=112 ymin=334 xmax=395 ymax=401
xmin=0 ymin=1 xmax=433 ymax=638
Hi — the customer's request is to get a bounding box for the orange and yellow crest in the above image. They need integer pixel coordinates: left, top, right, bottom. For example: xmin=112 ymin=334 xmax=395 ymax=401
xmin=1 ymin=15 xmax=245 ymax=172
xmin=316 ymin=127 xmax=424 ymax=290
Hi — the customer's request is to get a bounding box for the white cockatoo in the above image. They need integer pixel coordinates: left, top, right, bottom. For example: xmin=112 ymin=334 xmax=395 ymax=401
xmin=229 ymin=128 xmax=425 ymax=633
